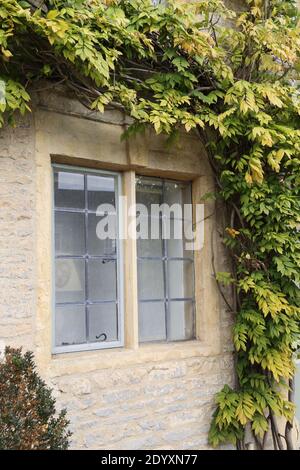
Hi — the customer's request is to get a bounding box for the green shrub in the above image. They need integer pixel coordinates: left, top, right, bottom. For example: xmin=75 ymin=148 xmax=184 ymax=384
xmin=0 ymin=347 xmax=71 ymax=450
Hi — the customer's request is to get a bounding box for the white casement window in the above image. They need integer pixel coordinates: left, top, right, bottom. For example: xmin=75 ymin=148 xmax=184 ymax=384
xmin=53 ymin=165 xmax=124 ymax=353
xmin=52 ymin=166 xmax=195 ymax=353
xmin=136 ymin=177 xmax=195 ymax=342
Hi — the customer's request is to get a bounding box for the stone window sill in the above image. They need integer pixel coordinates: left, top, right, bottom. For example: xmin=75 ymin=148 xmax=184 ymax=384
xmin=48 ymin=340 xmax=216 ymax=378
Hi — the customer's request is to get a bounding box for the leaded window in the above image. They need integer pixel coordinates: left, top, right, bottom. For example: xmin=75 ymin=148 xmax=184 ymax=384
xmin=136 ymin=176 xmax=195 ymax=343
xmin=53 ymin=166 xmax=123 ymax=353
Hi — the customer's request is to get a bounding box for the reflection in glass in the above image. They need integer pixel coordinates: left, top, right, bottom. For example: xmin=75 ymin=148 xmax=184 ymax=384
xmin=164 ymin=181 xmax=192 ymax=210
xmin=88 ymin=213 xmax=116 ymax=256
xmin=55 ymin=211 xmax=85 ymax=256
xmin=168 ymin=259 xmax=194 ymax=299
xmin=168 ymin=301 xmax=194 ymax=341
xmin=88 ymin=304 xmax=118 ymax=343
xmin=139 ymin=302 xmax=166 ymax=342
xmin=55 ymin=258 xmax=85 ymax=303
xmin=55 ymin=305 xmax=86 ymax=346
xmin=88 ymin=259 xmax=117 ymax=301
xmin=87 ymin=175 xmax=115 ymax=211
xmin=54 ymin=171 xmax=85 ymax=209
xmin=136 ymin=178 xmax=163 ymax=209
xmin=137 ymin=216 xmax=163 ymax=258
xmin=137 ymin=260 xmax=164 ymax=300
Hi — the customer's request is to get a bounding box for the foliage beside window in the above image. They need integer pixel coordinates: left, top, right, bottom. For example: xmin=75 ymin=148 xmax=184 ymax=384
xmin=0 ymin=0 xmax=299 ymax=449
xmin=0 ymin=347 xmax=71 ymax=449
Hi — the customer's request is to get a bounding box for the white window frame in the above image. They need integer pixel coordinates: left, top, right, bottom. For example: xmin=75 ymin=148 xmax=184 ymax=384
xmin=52 ymin=164 xmax=124 ymax=354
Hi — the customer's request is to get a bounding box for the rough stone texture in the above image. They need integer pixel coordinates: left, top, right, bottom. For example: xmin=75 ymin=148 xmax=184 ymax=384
xmin=49 ymin=354 xmax=234 ymax=450
xmin=0 ymin=114 xmax=36 ymax=351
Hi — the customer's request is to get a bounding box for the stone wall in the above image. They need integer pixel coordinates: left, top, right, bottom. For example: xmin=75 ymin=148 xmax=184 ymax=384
xmin=0 ymin=95 xmax=235 ymax=449
xmin=51 ymin=355 xmax=234 ymax=450
xmin=0 ymin=115 xmax=36 ymax=352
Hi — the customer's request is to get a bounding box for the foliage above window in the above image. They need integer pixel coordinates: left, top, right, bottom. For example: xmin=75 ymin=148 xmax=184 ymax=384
xmin=0 ymin=0 xmax=299 ymax=450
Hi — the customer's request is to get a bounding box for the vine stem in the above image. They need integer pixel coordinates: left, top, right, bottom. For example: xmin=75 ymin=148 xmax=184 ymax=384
xmin=285 ymin=376 xmax=295 ymax=450
xmin=269 ymin=407 xmax=285 ymax=450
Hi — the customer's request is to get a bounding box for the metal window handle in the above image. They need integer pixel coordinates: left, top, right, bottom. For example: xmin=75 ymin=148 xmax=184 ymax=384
xmin=96 ymin=333 xmax=107 ymax=341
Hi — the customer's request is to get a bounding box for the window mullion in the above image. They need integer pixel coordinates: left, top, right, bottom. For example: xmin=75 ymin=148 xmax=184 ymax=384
xmin=123 ymin=170 xmax=139 ymax=349
xmin=162 ymin=180 xmax=169 ymax=342
xmin=84 ymin=173 xmax=89 ymax=344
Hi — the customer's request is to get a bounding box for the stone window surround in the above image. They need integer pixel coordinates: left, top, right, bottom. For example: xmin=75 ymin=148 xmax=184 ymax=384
xmin=34 ymin=104 xmax=223 ymax=379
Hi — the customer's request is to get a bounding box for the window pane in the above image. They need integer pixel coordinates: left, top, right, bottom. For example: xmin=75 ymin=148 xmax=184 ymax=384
xmin=164 ymin=181 xmax=192 ymax=213
xmin=88 ymin=259 xmax=117 ymax=301
xmin=168 ymin=301 xmax=194 ymax=341
xmin=87 ymin=213 xmax=116 ymax=256
xmin=88 ymin=304 xmax=118 ymax=343
xmin=87 ymin=175 xmax=115 ymax=212
xmin=137 ymin=259 xmax=164 ymax=300
xmin=136 ymin=176 xmax=195 ymax=343
xmin=55 ymin=305 xmax=86 ymax=346
xmin=137 ymin=216 xmax=163 ymax=258
xmin=55 ymin=259 xmax=85 ymax=303
xmin=139 ymin=302 xmax=166 ymax=342
xmin=55 ymin=211 xmax=85 ymax=256
xmin=136 ymin=177 xmax=163 ymax=210
xmin=166 ymin=218 xmax=192 ymax=258
xmin=168 ymin=259 xmax=194 ymax=299
xmin=54 ymin=171 xmax=85 ymax=209
xmin=167 ymin=237 xmax=188 ymax=259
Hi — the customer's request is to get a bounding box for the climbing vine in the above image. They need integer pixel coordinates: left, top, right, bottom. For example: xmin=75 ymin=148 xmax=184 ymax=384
xmin=0 ymin=0 xmax=299 ymax=450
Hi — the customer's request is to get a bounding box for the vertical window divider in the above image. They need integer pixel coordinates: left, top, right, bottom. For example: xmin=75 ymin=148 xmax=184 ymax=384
xmin=123 ymin=170 xmax=139 ymax=349
xmin=84 ymin=173 xmax=89 ymax=343
xmin=162 ymin=179 xmax=169 ymax=342
xmin=116 ymin=172 xmax=125 ymax=348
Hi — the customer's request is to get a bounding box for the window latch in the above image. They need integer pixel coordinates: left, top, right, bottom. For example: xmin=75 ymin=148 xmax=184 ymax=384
xmin=96 ymin=333 xmax=107 ymax=341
